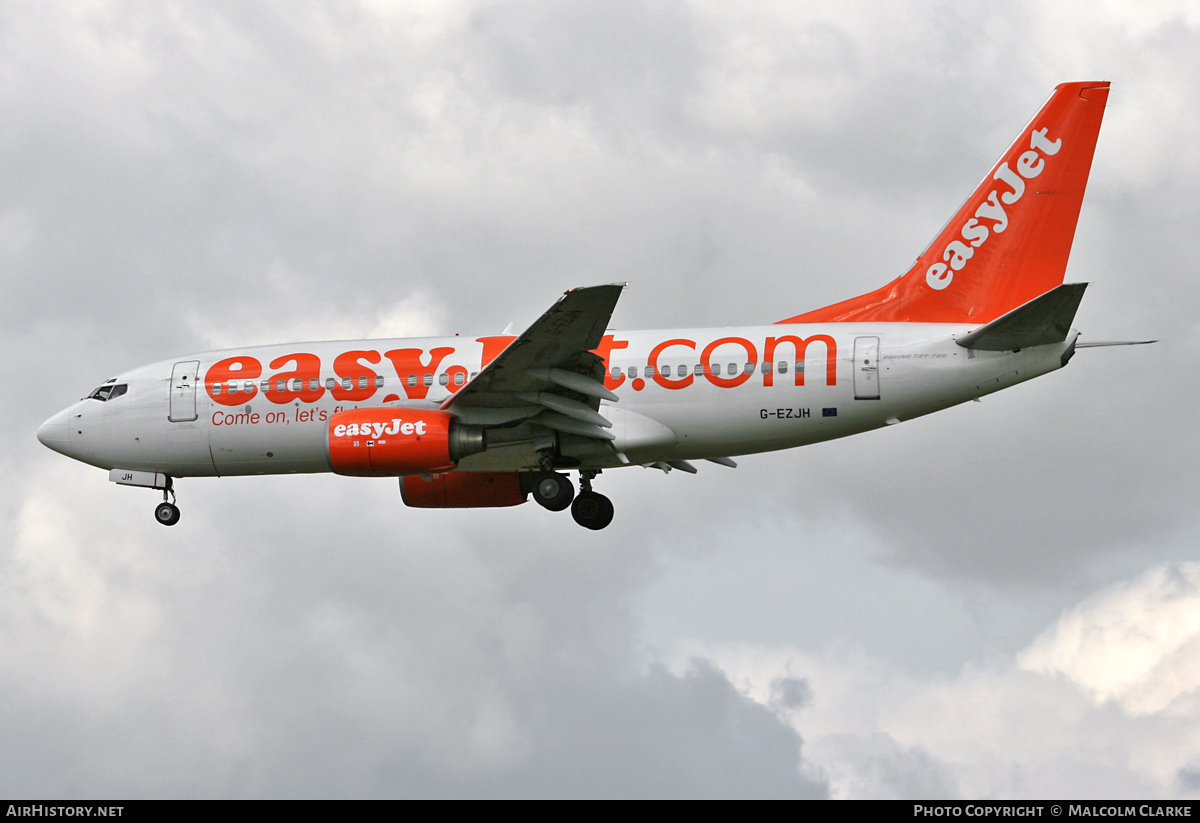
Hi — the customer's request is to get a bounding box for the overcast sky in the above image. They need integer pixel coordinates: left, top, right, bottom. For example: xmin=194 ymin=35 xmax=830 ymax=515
xmin=3 ymin=0 xmax=1199 ymax=799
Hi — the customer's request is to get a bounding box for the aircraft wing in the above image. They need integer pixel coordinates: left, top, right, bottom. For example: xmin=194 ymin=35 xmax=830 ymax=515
xmin=443 ymin=285 xmax=625 ymax=440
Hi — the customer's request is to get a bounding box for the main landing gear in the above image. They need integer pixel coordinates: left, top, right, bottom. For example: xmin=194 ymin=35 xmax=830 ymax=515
xmin=154 ymin=477 xmax=180 ymax=526
xmin=571 ymin=489 xmax=614 ymax=531
xmin=532 ymin=471 xmax=574 ymax=512
xmin=530 ymin=468 xmax=614 ymax=530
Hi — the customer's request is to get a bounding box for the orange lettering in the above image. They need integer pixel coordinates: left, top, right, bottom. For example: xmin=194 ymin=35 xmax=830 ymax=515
xmin=205 ymin=356 xmax=263 ymax=406
xmin=476 ymin=336 xmax=516 ymax=368
xmin=444 ymin=365 xmax=469 ymax=393
xmin=764 ymin=335 xmax=837 ymax=386
xmin=332 ymin=350 xmax=382 ymax=401
xmin=701 ymin=338 xmax=757 ymax=388
xmin=383 ymin=347 xmax=456 ymax=400
xmin=649 ymin=339 xmax=695 ymax=390
xmin=592 ymin=334 xmax=630 ymax=390
xmin=265 ymin=353 xmax=324 ymax=404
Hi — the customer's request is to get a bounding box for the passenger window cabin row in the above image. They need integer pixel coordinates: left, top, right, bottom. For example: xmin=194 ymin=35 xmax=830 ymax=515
xmin=204 ymin=361 xmax=807 ymax=395
xmin=610 ymin=362 xmax=803 ymax=379
xmin=87 ymin=360 xmax=815 ymax=404
xmin=209 ymin=372 xmax=473 ymax=395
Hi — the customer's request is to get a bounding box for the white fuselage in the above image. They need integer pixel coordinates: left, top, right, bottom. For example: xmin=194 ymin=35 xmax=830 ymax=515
xmin=37 ymin=323 xmax=1076 ymax=478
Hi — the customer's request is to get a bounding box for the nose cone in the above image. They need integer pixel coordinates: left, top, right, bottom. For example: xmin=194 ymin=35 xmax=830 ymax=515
xmin=37 ymin=408 xmax=72 ymax=455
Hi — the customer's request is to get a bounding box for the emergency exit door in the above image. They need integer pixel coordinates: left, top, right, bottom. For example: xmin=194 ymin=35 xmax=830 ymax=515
xmin=853 ymin=337 xmax=879 ymax=400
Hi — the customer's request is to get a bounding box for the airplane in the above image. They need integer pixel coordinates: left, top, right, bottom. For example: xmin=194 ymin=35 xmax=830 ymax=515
xmin=37 ymin=81 xmax=1149 ymax=530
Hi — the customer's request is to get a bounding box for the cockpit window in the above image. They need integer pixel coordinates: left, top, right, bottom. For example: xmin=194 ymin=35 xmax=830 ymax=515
xmin=86 ymin=383 xmax=127 ymax=402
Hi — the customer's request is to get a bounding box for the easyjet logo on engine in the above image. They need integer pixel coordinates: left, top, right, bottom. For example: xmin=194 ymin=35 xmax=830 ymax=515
xmin=333 ymin=419 xmax=427 ymax=439
xmin=925 ymin=127 xmax=1062 ymax=291
xmin=326 ymin=407 xmax=457 ymax=477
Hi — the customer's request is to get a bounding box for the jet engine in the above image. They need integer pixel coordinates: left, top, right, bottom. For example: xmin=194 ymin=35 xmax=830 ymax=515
xmin=400 ymin=472 xmax=527 ymax=508
xmin=326 ymin=408 xmax=485 ymax=477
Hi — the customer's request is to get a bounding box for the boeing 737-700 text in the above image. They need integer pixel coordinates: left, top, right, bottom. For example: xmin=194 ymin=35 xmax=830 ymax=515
xmin=38 ymin=81 xmax=1146 ymax=530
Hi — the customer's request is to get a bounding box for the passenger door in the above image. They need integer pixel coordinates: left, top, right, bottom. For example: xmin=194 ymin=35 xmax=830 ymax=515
xmin=168 ymin=361 xmax=200 ymax=422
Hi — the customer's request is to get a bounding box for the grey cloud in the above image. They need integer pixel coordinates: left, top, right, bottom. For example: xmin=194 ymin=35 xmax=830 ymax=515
xmin=469 ymin=0 xmax=701 ymax=115
xmin=0 ymin=471 xmax=822 ymax=797
xmin=1179 ymin=765 xmax=1200 ymax=792
xmin=813 ymin=732 xmax=959 ymax=800
xmin=771 ymin=677 xmax=813 ymax=710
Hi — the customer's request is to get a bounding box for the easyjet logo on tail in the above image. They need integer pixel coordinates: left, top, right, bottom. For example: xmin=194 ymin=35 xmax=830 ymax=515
xmin=926 ymin=128 xmax=1062 ymax=291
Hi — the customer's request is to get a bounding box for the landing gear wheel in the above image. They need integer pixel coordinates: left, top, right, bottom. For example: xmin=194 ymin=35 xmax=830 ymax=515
xmin=571 ymin=491 xmax=614 ymax=530
xmin=154 ymin=501 xmax=180 ymax=526
xmin=532 ymin=471 xmax=575 ymax=512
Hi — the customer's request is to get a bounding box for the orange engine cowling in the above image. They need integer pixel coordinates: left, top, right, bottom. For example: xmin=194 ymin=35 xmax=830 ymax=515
xmin=401 ymin=472 xmax=527 ymax=508
xmin=326 ymin=408 xmax=486 ymax=477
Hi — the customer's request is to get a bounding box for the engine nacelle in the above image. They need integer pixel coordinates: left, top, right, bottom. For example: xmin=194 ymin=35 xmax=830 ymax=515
xmin=400 ymin=472 xmax=527 ymax=508
xmin=326 ymin=408 xmax=485 ymax=477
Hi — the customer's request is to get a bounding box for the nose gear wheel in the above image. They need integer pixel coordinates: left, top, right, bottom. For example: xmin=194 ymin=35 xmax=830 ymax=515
xmin=153 ymin=476 xmax=179 ymax=525
xmin=154 ymin=501 xmax=180 ymax=526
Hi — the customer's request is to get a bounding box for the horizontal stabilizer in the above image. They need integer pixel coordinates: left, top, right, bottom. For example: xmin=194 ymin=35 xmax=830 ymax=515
xmin=1075 ymin=339 xmax=1157 ymax=348
xmin=956 ymin=283 xmax=1087 ymax=351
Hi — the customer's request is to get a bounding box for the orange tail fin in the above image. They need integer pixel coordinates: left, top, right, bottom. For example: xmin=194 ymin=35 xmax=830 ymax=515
xmin=779 ymin=81 xmax=1109 ymax=325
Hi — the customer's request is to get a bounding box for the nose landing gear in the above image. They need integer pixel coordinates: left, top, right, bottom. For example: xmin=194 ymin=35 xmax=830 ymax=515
xmin=154 ymin=478 xmax=180 ymax=526
xmin=155 ymin=501 xmax=180 ymax=526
